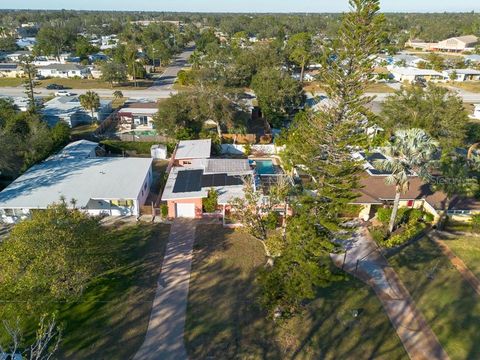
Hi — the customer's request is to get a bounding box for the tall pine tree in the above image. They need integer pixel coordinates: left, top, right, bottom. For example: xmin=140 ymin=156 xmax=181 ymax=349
xmin=282 ymin=0 xmax=384 ymax=224
xmin=259 ymin=0 xmax=384 ymax=317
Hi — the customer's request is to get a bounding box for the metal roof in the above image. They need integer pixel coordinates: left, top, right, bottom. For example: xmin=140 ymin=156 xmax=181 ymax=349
xmin=0 ymin=141 xmax=152 ymax=210
xmin=175 ymin=139 xmax=211 ymax=160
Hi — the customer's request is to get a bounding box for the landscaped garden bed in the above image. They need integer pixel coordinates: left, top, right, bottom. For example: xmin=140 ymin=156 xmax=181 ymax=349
xmin=369 ymin=208 xmax=433 ymax=248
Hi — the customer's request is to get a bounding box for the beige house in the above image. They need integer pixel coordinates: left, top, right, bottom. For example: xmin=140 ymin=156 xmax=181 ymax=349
xmin=436 ymin=35 xmax=479 ymax=53
xmin=0 ymin=63 xmax=24 ymax=78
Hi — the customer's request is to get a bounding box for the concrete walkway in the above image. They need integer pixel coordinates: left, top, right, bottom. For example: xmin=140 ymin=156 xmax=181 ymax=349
xmin=429 ymin=231 xmax=480 ymax=296
xmin=331 ymin=227 xmax=450 ymax=360
xmin=134 ymin=219 xmax=196 ymax=360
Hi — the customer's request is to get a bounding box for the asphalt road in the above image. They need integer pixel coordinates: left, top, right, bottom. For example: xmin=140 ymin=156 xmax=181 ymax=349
xmin=0 ymin=46 xmax=195 ymax=101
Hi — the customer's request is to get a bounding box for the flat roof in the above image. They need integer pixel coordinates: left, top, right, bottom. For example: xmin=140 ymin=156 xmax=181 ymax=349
xmin=175 ymin=139 xmax=211 ymax=160
xmin=0 ymin=142 xmax=152 ymax=210
xmin=391 ymin=67 xmax=443 ymax=76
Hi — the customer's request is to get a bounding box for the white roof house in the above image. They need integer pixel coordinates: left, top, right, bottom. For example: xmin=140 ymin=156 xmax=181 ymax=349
xmin=389 ymin=66 xmax=445 ymax=83
xmin=0 ymin=140 xmax=153 ymax=223
xmin=42 ymin=96 xmax=112 ymax=127
xmin=37 ymin=64 xmax=89 ymax=78
xmin=174 ymin=139 xmax=212 ymax=160
xmin=443 ymin=69 xmax=480 ymax=82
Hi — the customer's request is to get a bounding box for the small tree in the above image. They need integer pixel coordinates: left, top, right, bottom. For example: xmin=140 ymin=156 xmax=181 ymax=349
xmin=0 ymin=314 xmax=62 ymax=360
xmin=101 ymin=61 xmax=127 ymax=88
xmin=19 ymin=55 xmax=38 ymax=113
xmin=113 ymin=90 xmax=123 ymax=100
xmin=203 ymin=188 xmax=219 ymax=213
xmin=79 ymin=91 xmax=100 ymax=121
xmin=449 ymin=70 xmax=458 ymax=82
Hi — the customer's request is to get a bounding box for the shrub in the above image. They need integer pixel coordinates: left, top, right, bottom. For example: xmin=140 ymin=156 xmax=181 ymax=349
xmin=203 ymin=188 xmax=218 ymax=213
xmin=244 ymin=143 xmax=252 ymax=156
xmin=383 ymin=222 xmax=426 ymax=248
xmin=424 ymin=212 xmax=434 ymax=223
xmin=407 ymin=209 xmax=423 ymax=223
xmin=265 ymin=233 xmax=286 ymax=258
xmin=264 ymin=211 xmax=280 ymax=230
xmin=472 ymin=214 xmax=480 ymax=232
xmin=376 ymin=207 xmax=392 ymax=224
xmin=370 ymin=226 xmax=387 ymax=243
xmin=160 ymin=204 xmax=169 ymax=218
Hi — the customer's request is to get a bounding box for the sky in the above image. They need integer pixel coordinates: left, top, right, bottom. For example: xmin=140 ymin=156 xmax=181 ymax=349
xmin=1 ymin=0 xmax=480 ymax=13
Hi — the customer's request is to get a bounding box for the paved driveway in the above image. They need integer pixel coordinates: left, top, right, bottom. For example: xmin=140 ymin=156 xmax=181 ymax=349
xmin=134 ymin=219 xmax=196 ymax=360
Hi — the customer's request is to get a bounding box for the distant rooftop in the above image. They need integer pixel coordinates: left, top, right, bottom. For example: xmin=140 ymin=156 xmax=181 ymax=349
xmin=175 ymin=139 xmax=212 ymax=160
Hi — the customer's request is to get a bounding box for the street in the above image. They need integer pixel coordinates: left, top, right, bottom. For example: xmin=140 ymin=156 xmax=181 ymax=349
xmin=0 ymin=46 xmax=195 ymax=101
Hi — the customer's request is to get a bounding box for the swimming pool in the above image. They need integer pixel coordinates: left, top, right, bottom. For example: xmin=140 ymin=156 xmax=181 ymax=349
xmin=255 ymin=160 xmax=276 ymax=175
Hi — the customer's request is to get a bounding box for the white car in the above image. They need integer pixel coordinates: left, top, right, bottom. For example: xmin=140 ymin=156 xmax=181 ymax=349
xmin=55 ymin=90 xmax=72 ymax=97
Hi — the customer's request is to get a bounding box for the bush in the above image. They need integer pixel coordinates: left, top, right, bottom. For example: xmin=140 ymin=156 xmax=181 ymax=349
xmin=160 ymin=204 xmax=169 ymax=218
xmin=370 ymin=226 xmax=387 ymax=243
xmin=100 ymin=140 xmax=159 ymax=155
xmin=244 ymin=143 xmax=252 ymax=156
xmin=472 ymin=214 xmax=480 ymax=232
xmin=383 ymin=222 xmax=426 ymax=248
xmin=264 ymin=211 xmax=280 ymax=230
xmin=203 ymin=188 xmax=218 ymax=213
xmin=424 ymin=212 xmax=434 ymax=223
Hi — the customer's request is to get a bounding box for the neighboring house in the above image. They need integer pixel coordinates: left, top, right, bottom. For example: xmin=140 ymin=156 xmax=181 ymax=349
xmin=162 ymin=139 xmax=254 ymax=219
xmin=118 ymin=102 xmax=158 ymax=131
xmin=391 ymin=54 xmax=425 ymax=67
xmin=471 ymin=104 xmax=480 ymax=119
xmin=405 ymin=39 xmax=437 ymax=51
xmin=465 ymin=54 xmax=480 ymax=64
xmin=350 ymin=151 xmax=480 ymax=222
xmin=37 ymin=64 xmax=89 ymax=78
xmin=88 ymin=53 xmax=109 ymax=63
xmin=15 ymin=37 xmax=36 ymax=50
xmin=0 ymin=140 xmax=153 ymax=223
xmin=443 ymin=69 xmax=480 ymax=81
xmin=42 ymin=96 xmax=112 ymax=127
xmin=0 ymin=63 xmax=23 ymax=78
xmin=389 ymin=66 xmax=445 ymax=83
xmin=435 ymin=35 xmax=479 ymax=53
xmin=5 ymin=50 xmax=32 ymax=62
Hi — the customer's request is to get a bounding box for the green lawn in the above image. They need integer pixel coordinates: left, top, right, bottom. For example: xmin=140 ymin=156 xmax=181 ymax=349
xmin=389 ymin=237 xmax=480 ymax=360
xmin=441 ymin=235 xmax=480 ymax=279
xmin=57 ymin=223 xmax=170 ymax=359
xmin=448 ymin=82 xmax=480 ymax=93
xmin=0 ymin=77 xmax=23 ymax=87
xmin=70 ymin=124 xmax=99 ymax=141
xmin=185 ymin=224 xmax=407 ymax=359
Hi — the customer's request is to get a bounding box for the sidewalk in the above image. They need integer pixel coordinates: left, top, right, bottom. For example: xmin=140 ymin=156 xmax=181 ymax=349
xmin=134 ymin=219 xmax=196 ymax=360
xmin=331 ymin=227 xmax=450 ymax=360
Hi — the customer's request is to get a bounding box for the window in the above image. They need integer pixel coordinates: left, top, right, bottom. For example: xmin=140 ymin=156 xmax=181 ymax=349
xmin=407 ymin=200 xmax=414 ymax=207
xmin=139 ymin=116 xmax=148 ymax=125
xmin=144 ymin=181 xmax=147 ymax=190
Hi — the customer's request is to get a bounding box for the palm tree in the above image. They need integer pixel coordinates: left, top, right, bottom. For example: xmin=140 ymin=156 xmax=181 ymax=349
xmin=79 ymin=91 xmax=100 ymax=121
xmin=374 ymin=128 xmax=437 ymax=233
xmin=113 ymin=90 xmax=123 ymax=101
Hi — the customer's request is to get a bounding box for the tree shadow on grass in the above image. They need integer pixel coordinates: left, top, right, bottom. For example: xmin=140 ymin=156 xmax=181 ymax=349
xmin=388 ymin=236 xmax=480 ymax=360
xmin=57 ymin=223 xmax=170 ymax=360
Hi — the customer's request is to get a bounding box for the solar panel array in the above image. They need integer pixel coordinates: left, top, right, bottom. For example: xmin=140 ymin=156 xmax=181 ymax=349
xmin=173 ymin=170 xmax=203 ymax=193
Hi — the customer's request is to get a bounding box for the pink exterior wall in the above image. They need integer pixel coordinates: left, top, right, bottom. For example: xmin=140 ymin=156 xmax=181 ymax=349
xmin=167 ymin=197 xmax=203 ymax=218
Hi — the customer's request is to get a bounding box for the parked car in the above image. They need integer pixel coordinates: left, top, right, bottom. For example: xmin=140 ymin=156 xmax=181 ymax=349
xmin=46 ymin=83 xmax=64 ymax=90
xmin=55 ymin=90 xmax=72 ymax=97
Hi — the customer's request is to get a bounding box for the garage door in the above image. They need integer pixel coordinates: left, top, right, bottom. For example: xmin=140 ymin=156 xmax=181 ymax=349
xmin=176 ymin=203 xmax=196 ymax=218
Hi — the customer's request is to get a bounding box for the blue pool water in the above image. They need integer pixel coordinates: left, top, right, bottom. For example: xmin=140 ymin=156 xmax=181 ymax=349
xmin=255 ymin=160 xmax=276 ymax=175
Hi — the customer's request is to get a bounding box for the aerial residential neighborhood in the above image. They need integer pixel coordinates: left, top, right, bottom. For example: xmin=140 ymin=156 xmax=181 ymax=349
xmin=2 ymin=1 xmax=480 ymax=360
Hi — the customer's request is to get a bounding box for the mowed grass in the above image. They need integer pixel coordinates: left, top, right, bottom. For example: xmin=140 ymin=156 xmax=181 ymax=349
xmin=57 ymin=223 xmax=170 ymax=359
xmin=389 ymin=237 xmax=480 ymax=360
xmin=449 ymin=82 xmax=480 ymax=93
xmin=441 ymin=234 xmax=480 ymax=279
xmin=0 ymin=77 xmax=23 ymax=87
xmin=185 ymin=224 xmax=407 ymax=360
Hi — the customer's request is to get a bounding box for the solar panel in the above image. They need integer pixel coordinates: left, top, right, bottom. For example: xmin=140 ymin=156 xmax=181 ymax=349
xmin=173 ymin=170 xmax=203 ymax=193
